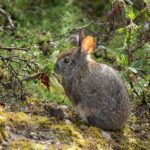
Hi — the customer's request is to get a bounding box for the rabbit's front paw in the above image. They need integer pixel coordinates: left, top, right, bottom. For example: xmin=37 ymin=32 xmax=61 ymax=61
xmin=75 ymin=105 xmax=88 ymax=123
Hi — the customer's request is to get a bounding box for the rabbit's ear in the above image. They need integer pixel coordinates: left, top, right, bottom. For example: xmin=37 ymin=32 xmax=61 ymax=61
xmin=79 ymin=28 xmax=85 ymax=47
xmin=81 ymin=36 xmax=94 ymax=54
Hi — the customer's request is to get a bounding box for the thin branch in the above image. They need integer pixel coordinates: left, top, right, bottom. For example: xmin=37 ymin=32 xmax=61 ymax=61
xmin=22 ymin=72 xmax=42 ymax=81
xmin=0 ymin=47 xmax=29 ymax=51
xmin=52 ymin=22 xmax=107 ymax=39
xmin=0 ymin=55 xmax=38 ymax=72
xmin=0 ymin=8 xmax=15 ymax=29
xmin=127 ymin=74 xmax=141 ymax=100
xmin=1 ymin=58 xmax=23 ymax=91
xmin=131 ymin=41 xmax=148 ymax=53
xmin=0 ymin=55 xmax=36 ymax=64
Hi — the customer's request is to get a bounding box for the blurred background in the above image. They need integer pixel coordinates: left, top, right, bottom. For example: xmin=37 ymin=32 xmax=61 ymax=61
xmin=0 ymin=0 xmax=149 ymax=107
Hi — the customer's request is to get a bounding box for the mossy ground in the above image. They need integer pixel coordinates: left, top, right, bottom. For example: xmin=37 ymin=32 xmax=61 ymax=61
xmin=0 ymin=1 xmax=150 ymax=149
xmin=0 ymin=98 xmax=149 ymax=150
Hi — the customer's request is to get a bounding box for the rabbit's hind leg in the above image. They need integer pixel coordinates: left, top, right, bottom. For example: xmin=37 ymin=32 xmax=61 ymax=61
xmin=87 ymin=116 xmax=115 ymax=130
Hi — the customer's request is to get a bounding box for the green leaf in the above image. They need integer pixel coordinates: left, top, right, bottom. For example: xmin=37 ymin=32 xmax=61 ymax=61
xmin=50 ymin=50 xmax=60 ymax=62
xmin=117 ymin=54 xmax=128 ymax=66
xmin=50 ymin=75 xmax=63 ymax=91
xmin=117 ymin=28 xmax=126 ymax=33
xmin=128 ymin=67 xmax=138 ymax=74
xmin=125 ymin=6 xmax=138 ymax=20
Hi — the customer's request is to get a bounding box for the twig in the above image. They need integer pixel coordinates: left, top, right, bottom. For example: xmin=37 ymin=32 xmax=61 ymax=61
xmin=0 ymin=8 xmax=15 ymax=29
xmin=22 ymin=72 xmax=42 ymax=81
xmin=52 ymin=23 xmax=92 ymax=39
xmin=73 ymin=23 xmax=93 ymax=31
xmin=0 ymin=47 xmax=29 ymax=51
xmin=127 ymin=74 xmax=141 ymax=100
xmin=95 ymin=22 xmax=110 ymax=25
xmin=0 ymin=55 xmax=36 ymax=64
xmin=0 ymin=55 xmax=38 ymax=72
xmin=1 ymin=58 xmax=23 ymax=89
xmin=52 ymin=22 xmax=111 ymax=39
xmin=131 ymin=41 xmax=147 ymax=53
xmin=131 ymin=31 xmax=150 ymax=53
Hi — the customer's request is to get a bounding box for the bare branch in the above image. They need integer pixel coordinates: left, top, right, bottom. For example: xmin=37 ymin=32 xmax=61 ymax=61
xmin=0 ymin=47 xmax=29 ymax=51
xmin=131 ymin=41 xmax=148 ymax=53
xmin=22 ymin=72 xmax=42 ymax=81
xmin=0 ymin=8 xmax=15 ymax=29
xmin=127 ymin=74 xmax=141 ymax=100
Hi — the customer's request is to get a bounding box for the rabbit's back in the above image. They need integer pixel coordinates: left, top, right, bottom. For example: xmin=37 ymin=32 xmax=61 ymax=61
xmin=69 ymin=62 xmax=130 ymax=130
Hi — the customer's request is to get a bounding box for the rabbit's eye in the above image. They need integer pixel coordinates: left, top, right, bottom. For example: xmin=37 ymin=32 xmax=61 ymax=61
xmin=64 ymin=57 xmax=70 ymax=63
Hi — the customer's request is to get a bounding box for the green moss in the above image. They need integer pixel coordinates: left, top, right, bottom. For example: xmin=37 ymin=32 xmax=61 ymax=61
xmin=0 ymin=115 xmax=6 ymax=126
xmin=9 ymin=139 xmax=44 ymax=150
xmin=5 ymin=112 xmax=35 ymax=129
xmin=52 ymin=123 xmax=111 ymax=149
xmin=0 ymin=108 xmax=8 ymax=143
xmin=0 ymin=105 xmax=150 ymax=150
xmin=53 ymin=124 xmax=83 ymax=146
xmin=111 ymin=124 xmax=150 ymax=150
xmin=0 ymin=132 xmax=4 ymax=144
xmin=36 ymin=116 xmax=52 ymax=129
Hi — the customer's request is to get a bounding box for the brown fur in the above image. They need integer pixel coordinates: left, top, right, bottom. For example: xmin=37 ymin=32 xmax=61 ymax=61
xmin=54 ymin=43 xmax=130 ymax=131
xmin=57 ymin=48 xmax=77 ymax=60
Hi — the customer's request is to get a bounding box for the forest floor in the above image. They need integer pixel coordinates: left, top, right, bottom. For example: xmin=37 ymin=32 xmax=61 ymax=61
xmin=0 ymin=98 xmax=150 ymax=150
xmin=0 ymin=1 xmax=150 ymax=149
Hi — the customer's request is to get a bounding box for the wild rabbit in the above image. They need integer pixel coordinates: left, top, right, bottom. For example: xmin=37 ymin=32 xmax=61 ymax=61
xmin=54 ymin=29 xmax=130 ymax=130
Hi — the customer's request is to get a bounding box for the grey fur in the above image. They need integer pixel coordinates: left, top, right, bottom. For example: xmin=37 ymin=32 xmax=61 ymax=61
xmin=54 ymin=48 xmax=130 ymax=130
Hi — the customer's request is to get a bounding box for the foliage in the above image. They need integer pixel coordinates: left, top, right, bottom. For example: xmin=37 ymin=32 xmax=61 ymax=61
xmin=0 ymin=1 xmax=150 ymax=149
xmin=0 ymin=0 xmax=150 ymax=105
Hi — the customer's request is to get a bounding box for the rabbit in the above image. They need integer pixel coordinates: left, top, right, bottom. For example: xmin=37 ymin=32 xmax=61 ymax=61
xmin=54 ymin=29 xmax=130 ymax=130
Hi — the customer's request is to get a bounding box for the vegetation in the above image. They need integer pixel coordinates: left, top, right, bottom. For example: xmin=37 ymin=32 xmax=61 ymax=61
xmin=0 ymin=0 xmax=150 ymax=149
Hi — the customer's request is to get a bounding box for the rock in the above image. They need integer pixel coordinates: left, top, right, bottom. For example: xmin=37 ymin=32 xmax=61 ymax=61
xmin=38 ymin=132 xmax=51 ymax=140
xmin=101 ymin=130 xmax=112 ymax=141
xmin=64 ymin=112 xmax=69 ymax=118
xmin=44 ymin=104 xmax=65 ymax=120
xmin=131 ymin=124 xmax=140 ymax=131
xmin=60 ymin=105 xmax=68 ymax=110
xmin=30 ymin=132 xmax=38 ymax=140
xmin=65 ymin=119 xmax=72 ymax=125
xmin=2 ymin=141 xmax=8 ymax=147
xmin=30 ymin=132 xmax=37 ymax=136
xmin=41 ymin=140 xmax=52 ymax=145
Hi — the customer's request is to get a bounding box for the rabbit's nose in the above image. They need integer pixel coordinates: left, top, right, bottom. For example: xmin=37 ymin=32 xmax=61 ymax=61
xmin=54 ymin=63 xmax=59 ymax=74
